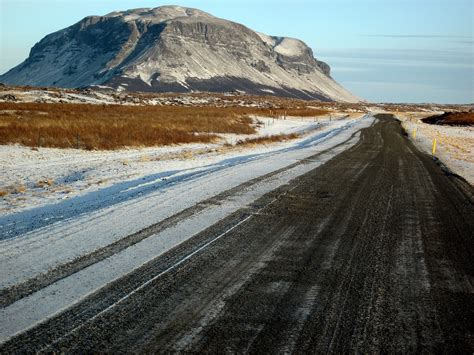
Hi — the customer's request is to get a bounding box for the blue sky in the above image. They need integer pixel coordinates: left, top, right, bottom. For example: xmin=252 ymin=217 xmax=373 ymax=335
xmin=0 ymin=0 xmax=473 ymax=103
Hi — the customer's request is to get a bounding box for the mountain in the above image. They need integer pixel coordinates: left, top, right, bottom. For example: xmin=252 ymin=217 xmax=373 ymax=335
xmin=0 ymin=6 xmax=359 ymax=102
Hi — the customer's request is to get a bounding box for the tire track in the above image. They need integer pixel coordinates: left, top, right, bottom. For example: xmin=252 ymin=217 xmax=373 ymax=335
xmin=0 ymin=126 xmax=364 ymax=308
xmin=2 ymin=115 xmax=472 ymax=353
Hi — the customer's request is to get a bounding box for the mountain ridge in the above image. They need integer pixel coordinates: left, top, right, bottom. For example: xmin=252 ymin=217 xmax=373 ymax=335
xmin=0 ymin=5 xmax=359 ymax=102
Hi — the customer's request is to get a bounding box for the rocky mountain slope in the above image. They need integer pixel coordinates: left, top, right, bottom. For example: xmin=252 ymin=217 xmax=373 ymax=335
xmin=0 ymin=6 xmax=359 ymax=102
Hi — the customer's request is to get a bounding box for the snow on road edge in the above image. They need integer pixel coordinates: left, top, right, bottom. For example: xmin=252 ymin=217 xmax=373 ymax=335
xmin=397 ymin=113 xmax=473 ymax=185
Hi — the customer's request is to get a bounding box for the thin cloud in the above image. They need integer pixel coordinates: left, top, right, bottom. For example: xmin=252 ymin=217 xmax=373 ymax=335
xmin=454 ymin=40 xmax=474 ymax=45
xmin=360 ymin=34 xmax=471 ymax=39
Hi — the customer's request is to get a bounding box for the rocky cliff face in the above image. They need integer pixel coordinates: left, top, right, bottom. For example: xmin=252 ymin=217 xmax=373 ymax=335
xmin=0 ymin=6 xmax=359 ymax=102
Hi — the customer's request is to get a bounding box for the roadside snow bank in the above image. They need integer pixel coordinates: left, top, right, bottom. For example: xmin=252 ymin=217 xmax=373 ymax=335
xmin=398 ymin=114 xmax=473 ymax=185
xmin=0 ymin=115 xmax=357 ymax=216
xmin=0 ymin=117 xmax=371 ymax=288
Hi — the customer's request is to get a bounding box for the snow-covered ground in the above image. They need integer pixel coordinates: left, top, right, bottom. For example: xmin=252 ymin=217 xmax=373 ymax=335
xmin=0 ymin=88 xmax=118 ymax=105
xmin=0 ymin=115 xmax=373 ymax=342
xmin=0 ymin=115 xmax=351 ymax=216
xmin=397 ymin=113 xmax=474 ymax=185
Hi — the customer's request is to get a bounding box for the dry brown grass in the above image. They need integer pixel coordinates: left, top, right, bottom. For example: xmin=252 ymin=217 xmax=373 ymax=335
xmin=0 ymin=102 xmax=330 ymax=150
xmin=13 ymin=184 xmax=26 ymax=194
xmin=36 ymin=179 xmax=54 ymax=188
xmin=422 ymin=112 xmax=474 ymax=126
xmin=236 ymin=133 xmax=300 ymax=146
xmin=0 ymin=102 xmax=260 ymax=150
xmin=1 ymin=183 xmax=27 ymax=197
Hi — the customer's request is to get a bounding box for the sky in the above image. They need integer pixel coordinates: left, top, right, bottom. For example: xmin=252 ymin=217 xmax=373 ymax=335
xmin=0 ymin=0 xmax=473 ymax=103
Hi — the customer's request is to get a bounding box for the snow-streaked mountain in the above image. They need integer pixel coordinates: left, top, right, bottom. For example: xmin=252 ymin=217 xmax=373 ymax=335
xmin=0 ymin=6 xmax=359 ymax=102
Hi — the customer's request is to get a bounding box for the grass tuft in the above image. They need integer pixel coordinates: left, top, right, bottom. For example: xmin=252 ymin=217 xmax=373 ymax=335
xmin=36 ymin=179 xmax=54 ymax=188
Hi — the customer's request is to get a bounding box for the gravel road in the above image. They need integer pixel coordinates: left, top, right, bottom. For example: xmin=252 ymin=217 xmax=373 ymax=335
xmin=1 ymin=114 xmax=472 ymax=353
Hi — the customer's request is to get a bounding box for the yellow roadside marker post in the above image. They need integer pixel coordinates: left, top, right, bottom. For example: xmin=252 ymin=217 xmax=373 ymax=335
xmin=413 ymin=127 xmax=417 ymax=140
xmin=432 ymin=138 xmax=437 ymax=155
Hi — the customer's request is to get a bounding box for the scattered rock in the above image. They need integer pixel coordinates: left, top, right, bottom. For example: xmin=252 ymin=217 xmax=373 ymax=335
xmin=0 ymin=94 xmax=17 ymax=101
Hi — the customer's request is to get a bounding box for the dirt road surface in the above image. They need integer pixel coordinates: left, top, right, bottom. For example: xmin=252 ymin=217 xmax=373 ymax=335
xmin=1 ymin=114 xmax=473 ymax=353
